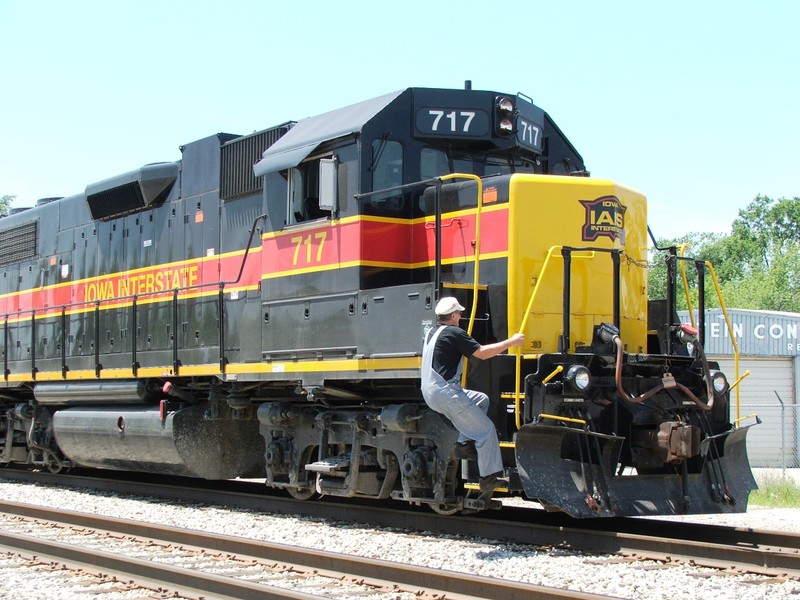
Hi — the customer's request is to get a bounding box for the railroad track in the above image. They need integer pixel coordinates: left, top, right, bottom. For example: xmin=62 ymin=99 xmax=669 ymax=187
xmin=0 ymin=499 xmax=609 ymax=600
xmin=2 ymin=468 xmax=799 ymax=582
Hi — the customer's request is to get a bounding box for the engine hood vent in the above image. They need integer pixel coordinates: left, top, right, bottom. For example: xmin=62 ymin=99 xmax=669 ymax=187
xmin=86 ymin=162 xmax=179 ymax=220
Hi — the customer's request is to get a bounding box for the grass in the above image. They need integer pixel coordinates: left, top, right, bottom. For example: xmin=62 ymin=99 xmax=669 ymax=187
xmin=750 ymin=474 xmax=800 ymax=508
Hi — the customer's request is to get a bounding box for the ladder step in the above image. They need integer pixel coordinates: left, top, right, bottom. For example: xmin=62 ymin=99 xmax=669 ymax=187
xmin=442 ymin=282 xmax=488 ymax=291
xmin=305 ymin=455 xmax=350 ymax=473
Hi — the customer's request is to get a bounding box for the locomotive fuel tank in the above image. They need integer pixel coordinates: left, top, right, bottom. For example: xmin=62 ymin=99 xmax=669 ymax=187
xmin=52 ymin=404 xmax=265 ymax=479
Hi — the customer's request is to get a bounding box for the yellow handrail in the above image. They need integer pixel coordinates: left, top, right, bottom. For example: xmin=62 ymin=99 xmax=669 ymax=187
xmin=704 ymin=261 xmax=742 ymax=420
xmin=538 ymin=413 xmax=587 ymax=425
xmin=734 ymin=413 xmax=760 ymax=427
xmin=513 ymin=245 xmax=563 ymax=429
xmin=541 ymin=365 xmax=564 ymax=384
xmin=438 ymin=174 xmax=483 ymax=389
xmin=729 ymin=369 xmax=751 ymax=391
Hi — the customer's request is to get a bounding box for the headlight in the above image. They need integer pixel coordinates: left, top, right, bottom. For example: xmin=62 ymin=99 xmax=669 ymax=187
xmin=496 ymin=96 xmax=514 ymax=115
xmin=565 ymin=364 xmax=591 ymax=392
xmin=710 ymin=370 xmax=728 ymax=395
xmin=497 ymin=118 xmax=514 ymax=135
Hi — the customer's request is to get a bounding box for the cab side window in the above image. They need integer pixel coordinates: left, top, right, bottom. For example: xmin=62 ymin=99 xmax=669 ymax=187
xmin=368 ymin=139 xmax=403 ymax=212
xmin=286 ymin=159 xmax=331 ymax=225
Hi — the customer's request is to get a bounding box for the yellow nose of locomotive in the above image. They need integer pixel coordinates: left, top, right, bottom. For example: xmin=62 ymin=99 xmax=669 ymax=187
xmin=507 ymin=174 xmax=649 ymax=354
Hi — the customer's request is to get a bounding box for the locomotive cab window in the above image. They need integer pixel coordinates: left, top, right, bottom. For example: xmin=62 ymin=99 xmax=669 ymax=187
xmin=286 ymin=157 xmax=333 ymax=226
xmin=485 ymin=153 xmax=537 ymax=176
xmin=368 ymin=139 xmax=404 ymax=213
xmin=420 ymin=148 xmax=473 ymax=179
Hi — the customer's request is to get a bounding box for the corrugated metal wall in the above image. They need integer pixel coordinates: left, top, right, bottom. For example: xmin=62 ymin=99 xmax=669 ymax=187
xmin=678 ymin=309 xmax=800 ymax=468
xmin=715 ymin=356 xmax=797 ymax=468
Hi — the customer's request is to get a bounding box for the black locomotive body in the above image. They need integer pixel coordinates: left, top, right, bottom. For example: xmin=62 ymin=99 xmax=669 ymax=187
xmin=0 ymin=86 xmax=756 ymax=516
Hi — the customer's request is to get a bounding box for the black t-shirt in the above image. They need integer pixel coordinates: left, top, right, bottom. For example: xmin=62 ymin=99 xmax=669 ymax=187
xmin=426 ymin=325 xmax=481 ymax=381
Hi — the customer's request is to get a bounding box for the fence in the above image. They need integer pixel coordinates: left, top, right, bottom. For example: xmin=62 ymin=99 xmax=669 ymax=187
xmin=738 ymin=401 xmax=800 ymax=471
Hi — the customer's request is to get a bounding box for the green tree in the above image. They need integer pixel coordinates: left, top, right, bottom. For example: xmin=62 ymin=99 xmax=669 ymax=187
xmin=648 ymin=231 xmax=727 ymax=310
xmin=649 ymin=195 xmax=800 ymax=313
xmin=0 ymin=195 xmax=13 ymax=217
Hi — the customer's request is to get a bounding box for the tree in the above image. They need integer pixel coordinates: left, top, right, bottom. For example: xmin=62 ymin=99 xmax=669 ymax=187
xmin=0 ymin=195 xmax=13 ymax=217
xmin=649 ymin=195 xmax=800 ymax=313
xmin=648 ymin=231 xmax=728 ymax=310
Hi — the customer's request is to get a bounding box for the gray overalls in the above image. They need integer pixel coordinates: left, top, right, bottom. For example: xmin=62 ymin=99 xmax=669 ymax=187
xmin=421 ymin=325 xmax=503 ymax=477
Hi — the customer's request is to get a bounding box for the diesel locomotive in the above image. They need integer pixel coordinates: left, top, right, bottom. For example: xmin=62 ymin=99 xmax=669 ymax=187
xmin=0 ymin=84 xmax=756 ymax=517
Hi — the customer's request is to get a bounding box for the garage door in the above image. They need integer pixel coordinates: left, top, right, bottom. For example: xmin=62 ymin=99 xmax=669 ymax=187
xmin=714 ymin=357 xmax=796 ymax=468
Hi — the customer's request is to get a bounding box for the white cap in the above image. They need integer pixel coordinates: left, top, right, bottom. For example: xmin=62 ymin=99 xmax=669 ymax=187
xmin=434 ymin=297 xmax=465 ymax=316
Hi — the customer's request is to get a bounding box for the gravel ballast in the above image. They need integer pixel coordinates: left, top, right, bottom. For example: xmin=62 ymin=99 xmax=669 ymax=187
xmin=0 ymin=477 xmax=798 ymax=599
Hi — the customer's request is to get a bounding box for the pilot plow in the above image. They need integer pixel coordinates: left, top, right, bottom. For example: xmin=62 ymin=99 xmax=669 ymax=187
xmin=514 ymin=419 xmax=758 ymax=518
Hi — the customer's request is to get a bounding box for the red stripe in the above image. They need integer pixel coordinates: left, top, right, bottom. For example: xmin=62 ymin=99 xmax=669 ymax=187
xmin=0 ymin=209 xmax=509 ymax=317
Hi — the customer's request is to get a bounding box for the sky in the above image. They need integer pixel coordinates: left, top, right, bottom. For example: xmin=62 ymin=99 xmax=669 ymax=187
xmin=0 ymin=0 xmax=797 ymax=239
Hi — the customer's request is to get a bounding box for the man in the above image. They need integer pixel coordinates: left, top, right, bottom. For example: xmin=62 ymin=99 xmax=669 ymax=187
xmin=421 ymin=296 xmax=525 ymax=505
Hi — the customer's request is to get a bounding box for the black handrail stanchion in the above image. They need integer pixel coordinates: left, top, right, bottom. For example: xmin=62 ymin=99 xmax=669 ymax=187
xmin=61 ymin=307 xmax=67 ymax=379
xmin=94 ymin=302 xmax=101 ymax=377
xmin=696 ymin=260 xmax=706 ymax=346
xmin=131 ymin=296 xmax=139 ymax=377
xmin=561 ymin=247 xmax=572 ymax=353
xmin=218 ymin=284 xmax=226 ymax=373
xmin=3 ymin=316 xmax=8 ymax=380
xmin=665 ymin=251 xmax=676 ymax=356
xmin=30 ymin=310 xmax=37 ymax=379
xmin=172 ymin=289 xmax=180 ymax=375
xmin=612 ymin=250 xmax=621 ymax=330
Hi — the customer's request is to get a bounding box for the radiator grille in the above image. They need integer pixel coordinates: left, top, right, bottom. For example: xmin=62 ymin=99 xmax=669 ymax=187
xmin=0 ymin=220 xmax=38 ymax=266
xmin=87 ymin=181 xmax=145 ymax=220
xmin=220 ymin=124 xmax=292 ymax=200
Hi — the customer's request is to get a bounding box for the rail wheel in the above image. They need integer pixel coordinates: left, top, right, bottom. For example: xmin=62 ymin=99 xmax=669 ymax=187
xmin=429 ymin=502 xmax=461 ymax=515
xmin=287 ymin=486 xmax=316 ymax=501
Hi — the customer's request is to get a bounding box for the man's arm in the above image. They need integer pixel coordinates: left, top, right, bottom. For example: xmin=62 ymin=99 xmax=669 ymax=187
xmin=472 ymin=333 xmax=525 ymax=360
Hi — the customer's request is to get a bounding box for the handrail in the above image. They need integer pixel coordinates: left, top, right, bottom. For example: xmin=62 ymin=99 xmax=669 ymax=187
xmin=704 ymin=260 xmax=742 ymax=420
xmin=438 ymin=174 xmax=483 ymax=338
xmin=677 ymin=243 xmax=696 ymax=329
xmin=512 ymin=246 xmax=622 ymax=430
xmin=1 ymin=214 xmax=267 ymax=381
xmin=432 ymin=173 xmax=484 ymax=390
xmin=514 ymin=245 xmax=563 ymax=429
xmin=670 ymin=252 xmax=743 ymax=420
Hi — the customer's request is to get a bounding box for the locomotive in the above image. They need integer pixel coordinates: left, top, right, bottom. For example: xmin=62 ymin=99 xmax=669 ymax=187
xmin=0 ymin=84 xmax=756 ymax=517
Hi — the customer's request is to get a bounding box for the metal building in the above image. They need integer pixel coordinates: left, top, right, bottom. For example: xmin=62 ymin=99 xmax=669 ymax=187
xmin=679 ymin=308 xmax=800 ymax=469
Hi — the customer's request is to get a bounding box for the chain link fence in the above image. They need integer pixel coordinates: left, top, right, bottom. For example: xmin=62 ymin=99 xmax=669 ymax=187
xmin=738 ymin=400 xmax=800 ymax=471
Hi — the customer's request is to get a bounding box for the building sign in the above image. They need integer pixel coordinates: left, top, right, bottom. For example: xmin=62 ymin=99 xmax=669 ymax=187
xmin=679 ymin=309 xmax=800 ymax=356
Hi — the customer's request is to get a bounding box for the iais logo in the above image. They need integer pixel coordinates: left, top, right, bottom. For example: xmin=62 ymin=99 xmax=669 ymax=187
xmin=580 ymin=195 xmax=626 ymax=243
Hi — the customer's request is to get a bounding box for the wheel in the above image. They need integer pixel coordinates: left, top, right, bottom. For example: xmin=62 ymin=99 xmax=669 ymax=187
xmin=429 ymin=502 xmax=461 ymax=515
xmin=286 ymin=486 xmax=316 ymax=501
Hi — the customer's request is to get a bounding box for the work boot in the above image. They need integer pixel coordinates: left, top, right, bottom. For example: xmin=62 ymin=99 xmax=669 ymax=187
xmin=453 ymin=441 xmax=477 ymax=461
xmin=477 ymin=472 xmax=506 ymax=505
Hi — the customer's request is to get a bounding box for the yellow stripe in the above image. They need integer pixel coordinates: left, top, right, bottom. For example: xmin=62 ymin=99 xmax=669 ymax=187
xmin=2 ymin=285 xmax=260 ymax=325
xmin=260 ymin=252 xmax=509 ymax=281
xmin=5 ymin=356 xmax=422 ymax=382
xmin=259 ymin=204 xmax=510 ymax=241
xmin=0 ymin=246 xmax=260 ymax=303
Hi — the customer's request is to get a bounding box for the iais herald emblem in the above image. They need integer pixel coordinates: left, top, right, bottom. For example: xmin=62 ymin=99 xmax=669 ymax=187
xmin=580 ymin=195 xmax=626 ymax=243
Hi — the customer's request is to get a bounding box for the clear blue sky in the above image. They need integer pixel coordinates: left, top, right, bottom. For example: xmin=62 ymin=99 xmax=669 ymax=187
xmin=1 ymin=0 xmax=797 ymax=239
